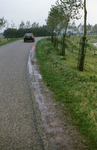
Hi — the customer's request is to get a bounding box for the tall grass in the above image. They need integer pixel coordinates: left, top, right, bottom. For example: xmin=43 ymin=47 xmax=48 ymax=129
xmin=36 ymin=36 xmax=97 ymax=149
xmin=0 ymin=38 xmax=22 ymax=46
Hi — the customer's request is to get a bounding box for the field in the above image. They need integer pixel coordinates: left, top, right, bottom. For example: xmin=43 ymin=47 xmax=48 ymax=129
xmin=0 ymin=35 xmax=7 ymax=41
xmin=36 ymin=35 xmax=97 ymax=149
xmin=0 ymin=35 xmax=22 ymax=46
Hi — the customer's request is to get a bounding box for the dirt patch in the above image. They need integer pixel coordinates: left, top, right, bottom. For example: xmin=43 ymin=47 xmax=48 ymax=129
xmin=28 ymin=47 xmax=89 ymax=150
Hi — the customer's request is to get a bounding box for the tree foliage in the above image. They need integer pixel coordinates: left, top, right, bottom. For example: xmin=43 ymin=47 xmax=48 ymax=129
xmin=0 ymin=17 xmax=7 ymax=29
xmin=46 ymin=0 xmax=83 ymax=55
xmin=32 ymin=22 xmax=39 ymax=29
xmin=92 ymin=24 xmax=97 ymax=33
xmin=3 ymin=24 xmax=49 ymax=38
xmin=59 ymin=0 xmax=83 ymax=55
xmin=46 ymin=4 xmax=64 ymax=44
xmin=19 ymin=20 xmax=25 ymax=29
xmin=26 ymin=21 xmax=31 ymax=28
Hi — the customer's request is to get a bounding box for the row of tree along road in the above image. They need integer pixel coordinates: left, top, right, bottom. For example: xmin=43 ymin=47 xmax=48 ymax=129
xmin=0 ymin=0 xmax=97 ymax=71
xmin=46 ymin=0 xmax=88 ymax=71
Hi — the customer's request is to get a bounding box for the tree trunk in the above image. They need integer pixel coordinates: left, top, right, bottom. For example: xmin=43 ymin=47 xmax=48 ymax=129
xmin=51 ymin=27 xmax=54 ymax=43
xmin=54 ymin=32 xmax=56 ymax=47
xmin=78 ymin=37 xmax=86 ymax=71
xmin=7 ymin=34 xmax=8 ymax=40
xmin=56 ymin=35 xmax=58 ymax=48
xmin=62 ymin=34 xmax=65 ymax=56
xmin=62 ymin=21 xmax=68 ymax=56
xmin=78 ymin=0 xmax=87 ymax=71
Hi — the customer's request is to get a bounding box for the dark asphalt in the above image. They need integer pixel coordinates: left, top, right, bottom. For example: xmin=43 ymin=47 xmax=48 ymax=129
xmin=0 ymin=39 xmax=46 ymax=150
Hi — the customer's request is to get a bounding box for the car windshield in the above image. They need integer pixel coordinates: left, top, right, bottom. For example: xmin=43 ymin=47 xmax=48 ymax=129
xmin=25 ymin=33 xmax=33 ymax=36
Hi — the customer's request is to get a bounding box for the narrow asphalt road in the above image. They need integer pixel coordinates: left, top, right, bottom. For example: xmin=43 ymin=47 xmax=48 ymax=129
xmin=0 ymin=38 xmax=48 ymax=150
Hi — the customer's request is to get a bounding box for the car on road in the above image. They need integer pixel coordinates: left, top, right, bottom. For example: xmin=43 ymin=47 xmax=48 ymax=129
xmin=23 ymin=33 xmax=35 ymax=42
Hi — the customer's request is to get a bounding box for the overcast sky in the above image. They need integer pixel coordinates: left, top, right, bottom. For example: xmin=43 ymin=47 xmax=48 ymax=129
xmin=0 ymin=0 xmax=97 ymax=30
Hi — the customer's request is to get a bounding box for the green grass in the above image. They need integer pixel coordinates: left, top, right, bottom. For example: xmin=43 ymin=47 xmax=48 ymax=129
xmin=36 ymin=37 xmax=97 ymax=149
xmin=0 ymin=38 xmax=22 ymax=46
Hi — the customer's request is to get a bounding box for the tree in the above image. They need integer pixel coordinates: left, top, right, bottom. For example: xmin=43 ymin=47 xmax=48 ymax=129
xmin=6 ymin=22 xmax=9 ymax=40
xmin=19 ymin=20 xmax=25 ymax=29
xmin=59 ymin=0 xmax=83 ymax=55
xmin=78 ymin=0 xmax=87 ymax=71
xmin=92 ymin=24 xmax=97 ymax=33
xmin=0 ymin=17 xmax=7 ymax=29
xmin=26 ymin=21 xmax=31 ymax=28
xmin=87 ymin=23 xmax=92 ymax=32
xmin=31 ymin=22 xmax=39 ymax=29
xmin=11 ymin=21 xmax=16 ymax=38
xmin=77 ymin=23 xmax=84 ymax=33
xmin=71 ymin=21 xmax=78 ymax=31
xmin=46 ymin=7 xmax=55 ymax=43
xmin=46 ymin=3 xmax=64 ymax=46
xmin=3 ymin=28 xmax=17 ymax=38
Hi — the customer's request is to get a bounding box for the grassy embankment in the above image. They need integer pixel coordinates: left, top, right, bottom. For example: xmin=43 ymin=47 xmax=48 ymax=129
xmin=0 ymin=38 xmax=22 ymax=46
xmin=36 ymin=36 xmax=97 ymax=149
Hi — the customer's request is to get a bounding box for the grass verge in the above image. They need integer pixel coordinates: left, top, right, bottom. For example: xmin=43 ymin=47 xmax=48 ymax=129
xmin=36 ymin=37 xmax=97 ymax=150
xmin=0 ymin=38 xmax=22 ymax=46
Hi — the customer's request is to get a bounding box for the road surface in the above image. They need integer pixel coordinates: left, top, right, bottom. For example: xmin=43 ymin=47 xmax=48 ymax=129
xmin=0 ymin=38 xmax=49 ymax=150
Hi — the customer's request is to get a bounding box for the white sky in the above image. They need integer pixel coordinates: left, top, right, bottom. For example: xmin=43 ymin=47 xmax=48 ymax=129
xmin=76 ymin=0 xmax=97 ymax=26
xmin=0 ymin=0 xmax=97 ymax=30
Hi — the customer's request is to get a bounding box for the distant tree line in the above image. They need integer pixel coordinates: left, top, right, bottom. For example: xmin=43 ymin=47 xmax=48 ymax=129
xmin=3 ymin=26 xmax=49 ymax=38
xmin=3 ymin=21 xmax=50 ymax=38
xmin=70 ymin=22 xmax=97 ymax=34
